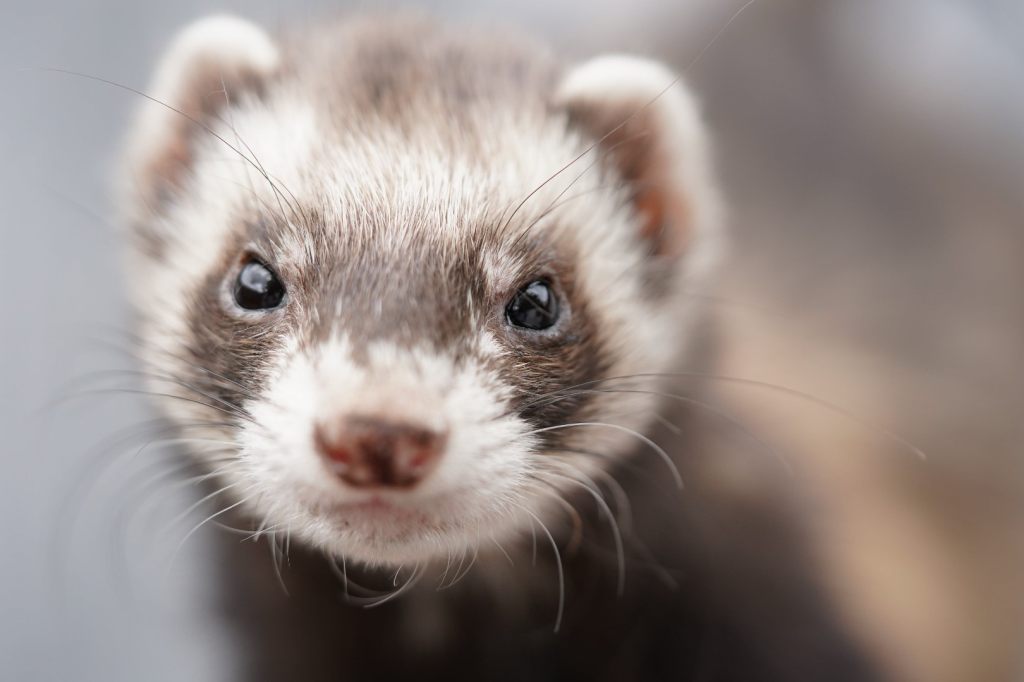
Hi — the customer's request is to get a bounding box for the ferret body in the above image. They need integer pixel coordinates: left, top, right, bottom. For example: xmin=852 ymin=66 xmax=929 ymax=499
xmin=119 ymin=15 xmax=874 ymax=680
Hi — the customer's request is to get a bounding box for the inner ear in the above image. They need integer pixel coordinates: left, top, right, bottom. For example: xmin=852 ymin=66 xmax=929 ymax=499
xmin=557 ymin=55 xmax=717 ymax=260
xmin=567 ymin=102 xmax=684 ymax=255
xmin=123 ymin=15 xmax=280 ymax=209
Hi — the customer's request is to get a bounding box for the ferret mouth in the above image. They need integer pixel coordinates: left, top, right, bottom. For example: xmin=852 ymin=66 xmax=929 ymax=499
xmin=288 ymin=484 xmax=497 ymax=565
xmin=325 ymin=495 xmax=435 ymax=524
xmin=310 ymin=488 xmax=461 ymax=537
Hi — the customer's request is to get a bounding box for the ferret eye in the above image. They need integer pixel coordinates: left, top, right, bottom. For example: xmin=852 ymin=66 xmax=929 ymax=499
xmin=506 ymin=280 xmax=559 ymax=330
xmin=234 ymin=260 xmax=285 ymax=310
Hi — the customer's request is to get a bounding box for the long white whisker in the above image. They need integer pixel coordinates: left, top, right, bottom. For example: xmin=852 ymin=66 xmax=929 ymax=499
xmin=490 ymin=534 xmax=515 ymax=566
xmin=529 ymin=421 xmax=683 ymax=489
xmin=163 ymin=481 xmax=240 ymax=531
xmin=545 ymin=468 xmax=626 ymax=597
xmin=515 ymin=505 xmax=565 ymax=633
xmin=167 ymin=491 xmax=255 ymax=572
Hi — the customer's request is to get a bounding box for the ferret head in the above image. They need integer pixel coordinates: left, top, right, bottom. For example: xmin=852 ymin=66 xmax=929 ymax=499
xmin=118 ymin=15 xmax=721 ymax=567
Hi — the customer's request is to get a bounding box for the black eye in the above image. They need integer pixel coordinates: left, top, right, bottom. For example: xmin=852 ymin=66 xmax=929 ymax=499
xmin=506 ymin=280 xmax=559 ymax=330
xmin=234 ymin=260 xmax=285 ymax=310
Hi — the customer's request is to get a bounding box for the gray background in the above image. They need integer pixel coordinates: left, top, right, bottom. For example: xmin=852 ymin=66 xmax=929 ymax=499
xmin=2 ymin=1 xmax=1022 ymax=680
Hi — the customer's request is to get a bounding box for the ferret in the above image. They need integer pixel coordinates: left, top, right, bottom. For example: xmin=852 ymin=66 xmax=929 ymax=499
xmin=118 ymin=14 xmax=877 ymax=681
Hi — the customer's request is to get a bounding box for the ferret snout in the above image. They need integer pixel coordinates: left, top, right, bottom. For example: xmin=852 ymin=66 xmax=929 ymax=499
xmin=313 ymin=416 xmax=447 ymax=489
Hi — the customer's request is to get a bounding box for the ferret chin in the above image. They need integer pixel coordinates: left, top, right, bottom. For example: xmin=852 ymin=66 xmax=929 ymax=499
xmin=117 ymin=13 xmax=721 ymax=569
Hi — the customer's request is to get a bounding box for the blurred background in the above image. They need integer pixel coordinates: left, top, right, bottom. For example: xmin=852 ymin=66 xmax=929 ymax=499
xmin=1 ymin=0 xmax=1022 ymax=680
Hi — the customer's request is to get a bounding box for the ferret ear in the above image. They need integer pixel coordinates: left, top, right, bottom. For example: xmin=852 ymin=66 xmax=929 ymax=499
xmin=557 ymin=56 xmax=720 ymax=259
xmin=121 ymin=15 xmax=279 ymax=214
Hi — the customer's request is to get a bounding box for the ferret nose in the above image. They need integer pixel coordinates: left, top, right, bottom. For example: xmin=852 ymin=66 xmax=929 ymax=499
xmin=314 ymin=416 xmax=446 ymax=488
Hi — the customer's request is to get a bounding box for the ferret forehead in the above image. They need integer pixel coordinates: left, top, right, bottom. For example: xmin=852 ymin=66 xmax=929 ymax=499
xmin=305 ymin=116 xmax=589 ymax=231
xmin=213 ymin=89 xmax=597 ymax=254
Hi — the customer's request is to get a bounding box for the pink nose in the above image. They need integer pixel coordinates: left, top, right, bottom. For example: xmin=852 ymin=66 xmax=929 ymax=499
xmin=314 ymin=416 xmax=446 ymax=488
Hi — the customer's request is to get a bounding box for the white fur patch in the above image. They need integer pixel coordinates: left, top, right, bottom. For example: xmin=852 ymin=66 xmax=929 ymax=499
xmin=239 ymin=336 xmax=538 ymax=566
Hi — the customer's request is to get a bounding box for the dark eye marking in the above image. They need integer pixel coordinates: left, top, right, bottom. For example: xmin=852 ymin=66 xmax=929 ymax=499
xmin=505 ymin=280 xmax=559 ymax=331
xmin=233 ymin=259 xmax=286 ymax=310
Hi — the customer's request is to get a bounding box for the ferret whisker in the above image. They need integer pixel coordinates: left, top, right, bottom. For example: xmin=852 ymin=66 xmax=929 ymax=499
xmin=438 ymin=548 xmax=456 ymax=589
xmin=216 ymin=84 xmax=305 ymax=228
xmin=163 ymin=481 xmax=242 ymax=532
xmin=327 ymin=554 xmax=364 ymax=600
xmin=170 ymin=457 xmax=239 ymax=488
xmin=52 ymin=418 xmax=242 ymax=571
xmin=515 ymin=372 xmax=925 ymax=462
xmin=553 ymin=444 xmax=652 ymax=483
xmin=220 ymin=84 xmax=270 ymax=228
xmin=130 ymin=437 xmax=240 ymax=465
xmin=168 ymin=489 xmax=257 ymax=571
xmin=361 ymin=563 xmax=425 ymax=609
xmin=583 ymin=467 xmax=634 ymax=534
xmin=211 ymin=519 xmax=288 ymax=537
xmin=511 ymin=130 xmax=654 ymax=247
xmin=577 ymin=387 xmax=792 ymax=475
xmin=203 ymin=169 xmax=315 ymax=245
xmin=514 ymin=504 xmax=566 ymax=633
xmin=439 ymin=546 xmax=468 ymax=591
xmin=56 ymin=385 xmax=258 ymax=426
xmin=527 ymin=481 xmax=584 ymax=555
xmin=628 ymin=534 xmax=681 ymax=591
xmin=338 ymin=553 xmax=349 ymax=599
xmin=268 ymin=530 xmax=289 ymax=596
xmin=115 ymin=454 xmax=238 ymax=534
xmin=527 ymin=421 xmax=683 ymax=490
xmin=528 ymin=178 xmax=659 ymax=239
xmin=326 ymin=555 xmax=408 ymax=601
xmin=121 ymin=456 xmax=228 ymax=500
xmin=47 ymin=364 xmax=257 ymax=421
xmin=529 ymin=516 xmax=538 ymax=566
xmin=651 ymin=412 xmax=683 ymax=436
xmin=82 ymin=332 xmax=264 ymax=406
xmin=37 ymin=68 xmax=306 ymax=225
xmin=239 ymin=517 xmax=292 ymax=543
xmin=42 ymin=183 xmax=118 ymax=242
xmin=622 ymin=373 xmax=927 ymax=461
xmin=108 ymin=455 xmax=235 ymax=588
xmin=544 ymin=467 xmax=626 ymax=596
xmin=544 ymin=456 xmax=630 ymax=524
xmin=445 ymin=547 xmax=480 ymax=591
xmin=490 ymin=534 xmax=515 ymax=566
xmin=681 ymin=0 xmax=762 ymax=77
xmin=497 ymin=72 xmax=681 ymax=242
xmin=133 ymin=372 xmax=259 ymax=421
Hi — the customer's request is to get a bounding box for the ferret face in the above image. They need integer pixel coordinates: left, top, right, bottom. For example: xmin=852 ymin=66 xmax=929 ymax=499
xmin=119 ymin=16 xmax=720 ymax=567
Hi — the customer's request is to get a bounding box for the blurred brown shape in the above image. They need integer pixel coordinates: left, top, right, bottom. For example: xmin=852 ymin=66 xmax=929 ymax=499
xmin=644 ymin=1 xmax=1024 ymax=680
